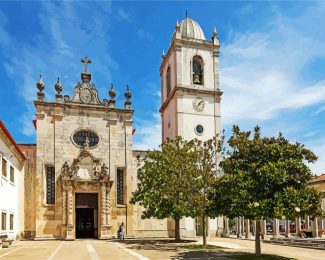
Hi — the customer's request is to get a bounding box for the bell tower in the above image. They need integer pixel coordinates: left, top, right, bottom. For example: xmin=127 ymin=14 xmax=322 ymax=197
xmin=160 ymin=17 xmax=222 ymax=142
xmin=159 ymin=17 xmax=223 ymax=238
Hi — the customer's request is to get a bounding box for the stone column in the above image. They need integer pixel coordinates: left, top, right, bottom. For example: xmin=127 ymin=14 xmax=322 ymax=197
xmin=241 ymin=217 xmax=245 ymax=237
xmin=296 ymin=217 xmax=302 ymax=237
xmin=273 ymin=218 xmax=280 ymax=237
xmin=106 ymin=184 xmax=111 ymax=226
xmin=99 ymin=183 xmax=110 ymax=239
xmin=305 ymin=215 xmax=310 ymax=230
xmin=66 ymin=186 xmax=74 ymax=240
xmin=285 ymin=219 xmax=291 ymax=238
xmin=260 ymin=219 xmax=266 ymax=239
xmin=319 ymin=217 xmax=324 ymax=237
xmin=252 ymin=220 xmax=256 ymax=236
xmin=312 ymin=217 xmax=319 ymax=238
xmin=62 ymin=188 xmax=67 ymax=238
xmin=221 ymin=216 xmax=229 ymax=237
xmin=245 ymin=219 xmax=250 ymax=238
xmin=62 ymin=189 xmax=67 ymax=225
xmin=101 ymin=184 xmax=107 ymax=226
xmin=236 ymin=217 xmax=242 ymax=238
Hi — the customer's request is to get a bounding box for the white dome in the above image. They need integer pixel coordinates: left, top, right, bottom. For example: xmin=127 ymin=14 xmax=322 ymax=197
xmin=179 ymin=18 xmax=205 ymax=40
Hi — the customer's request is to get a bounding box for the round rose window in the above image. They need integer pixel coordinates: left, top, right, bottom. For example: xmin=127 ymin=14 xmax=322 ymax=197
xmin=73 ymin=130 xmax=99 ymax=148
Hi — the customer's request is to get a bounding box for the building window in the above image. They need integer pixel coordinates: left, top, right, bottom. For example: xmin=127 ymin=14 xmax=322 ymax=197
xmin=195 ymin=124 xmax=204 ymax=136
xmin=9 ymin=214 xmax=13 ymax=231
xmin=117 ymin=168 xmax=125 ymax=205
xmin=10 ymin=166 xmax=14 ymax=183
xmin=192 ymin=55 xmax=204 ymax=85
xmin=46 ymin=166 xmax=55 ymax=204
xmin=73 ymin=130 xmax=99 ymax=148
xmin=1 ymin=212 xmax=6 ymax=231
xmin=2 ymin=158 xmax=7 ymax=178
xmin=166 ymin=67 xmax=171 ymax=97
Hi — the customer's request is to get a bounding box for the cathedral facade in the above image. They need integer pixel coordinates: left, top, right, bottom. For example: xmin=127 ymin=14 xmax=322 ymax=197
xmin=20 ymin=17 xmax=224 ymax=240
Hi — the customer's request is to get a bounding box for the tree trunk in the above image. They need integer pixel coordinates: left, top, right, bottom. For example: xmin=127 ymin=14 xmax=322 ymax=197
xmin=255 ymin=219 xmax=261 ymax=256
xmin=202 ymin=215 xmax=207 ymax=247
xmin=175 ymin=218 xmax=181 ymax=242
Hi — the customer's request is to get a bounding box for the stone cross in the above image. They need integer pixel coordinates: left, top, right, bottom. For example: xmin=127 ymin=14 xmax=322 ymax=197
xmin=81 ymin=57 xmax=92 ymax=73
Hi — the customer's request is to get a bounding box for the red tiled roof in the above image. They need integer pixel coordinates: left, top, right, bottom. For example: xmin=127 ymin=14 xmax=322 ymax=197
xmin=309 ymin=174 xmax=325 ymax=183
xmin=0 ymin=120 xmax=26 ymax=161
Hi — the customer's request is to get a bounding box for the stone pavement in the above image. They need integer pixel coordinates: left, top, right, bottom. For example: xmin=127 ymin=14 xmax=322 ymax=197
xmin=207 ymin=237 xmax=325 ymax=260
xmin=0 ymin=240 xmax=148 ymax=260
xmin=0 ymin=238 xmax=325 ymax=259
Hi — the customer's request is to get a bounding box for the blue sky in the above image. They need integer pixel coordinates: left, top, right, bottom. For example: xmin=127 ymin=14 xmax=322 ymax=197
xmin=0 ymin=1 xmax=324 ymax=174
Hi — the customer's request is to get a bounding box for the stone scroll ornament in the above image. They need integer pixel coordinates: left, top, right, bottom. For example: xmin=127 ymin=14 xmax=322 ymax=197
xmin=60 ymin=150 xmax=110 ymax=182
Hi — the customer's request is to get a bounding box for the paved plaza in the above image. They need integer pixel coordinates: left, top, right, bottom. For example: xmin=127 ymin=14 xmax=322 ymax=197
xmin=0 ymin=238 xmax=325 ymax=260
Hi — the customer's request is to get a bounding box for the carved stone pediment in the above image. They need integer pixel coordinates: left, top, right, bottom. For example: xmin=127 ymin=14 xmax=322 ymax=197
xmin=60 ymin=149 xmax=110 ymax=182
xmin=71 ymin=78 xmax=101 ymax=105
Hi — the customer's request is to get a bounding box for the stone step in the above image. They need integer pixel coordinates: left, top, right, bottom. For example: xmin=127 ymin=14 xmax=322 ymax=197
xmin=264 ymin=239 xmax=325 ymax=250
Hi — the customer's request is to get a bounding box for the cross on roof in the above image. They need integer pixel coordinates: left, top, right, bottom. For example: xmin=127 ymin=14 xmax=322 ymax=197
xmin=81 ymin=57 xmax=92 ymax=73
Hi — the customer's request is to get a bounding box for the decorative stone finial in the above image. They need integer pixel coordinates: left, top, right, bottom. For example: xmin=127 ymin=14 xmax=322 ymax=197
xmin=37 ymin=75 xmax=45 ymax=101
xmin=162 ymin=49 xmax=166 ymax=61
xmin=55 ymin=77 xmax=63 ymax=95
xmin=55 ymin=77 xmax=63 ymax=102
xmin=124 ymin=85 xmax=132 ymax=101
xmin=212 ymin=26 xmax=218 ymax=38
xmin=124 ymin=85 xmax=132 ymax=109
xmin=109 ymin=83 xmax=116 ymax=100
xmin=37 ymin=75 xmax=44 ymax=92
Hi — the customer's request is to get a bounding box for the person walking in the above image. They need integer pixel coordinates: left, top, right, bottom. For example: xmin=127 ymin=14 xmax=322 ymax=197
xmin=119 ymin=222 xmax=125 ymax=240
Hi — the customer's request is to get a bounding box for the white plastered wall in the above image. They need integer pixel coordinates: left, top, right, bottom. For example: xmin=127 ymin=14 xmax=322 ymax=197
xmin=0 ymin=138 xmax=23 ymax=240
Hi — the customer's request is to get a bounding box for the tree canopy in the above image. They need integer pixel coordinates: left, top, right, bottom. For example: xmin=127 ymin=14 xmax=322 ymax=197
xmin=210 ymin=125 xmax=322 ymax=255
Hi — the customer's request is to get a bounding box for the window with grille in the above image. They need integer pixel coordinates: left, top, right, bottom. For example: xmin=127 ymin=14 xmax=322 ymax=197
xmin=46 ymin=166 xmax=55 ymax=204
xmin=2 ymin=158 xmax=7 ymax=177
xmin=1 ymin=212 xmax=6 ymax=231
xmin=73 ymin=130 xmax=99 ymax=148
xmin=9 ymin=214 xmax=13 ymax=230
xmin=10 ymin=166 xmax=14 ymax=183
xmin=117 ymin=168 xmax=124 ymax=204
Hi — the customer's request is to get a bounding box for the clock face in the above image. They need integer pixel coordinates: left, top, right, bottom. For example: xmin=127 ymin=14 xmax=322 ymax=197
xmin=192 ymin=97 xmax=205 ymax=112
xmin=80 ymin=88 xmax=92 ymax=103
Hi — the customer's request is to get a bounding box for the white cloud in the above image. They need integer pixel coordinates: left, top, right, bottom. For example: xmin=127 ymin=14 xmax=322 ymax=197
xmin=0 ymin=1 xmax=118 ymax=137
xmin=221 ymin=4 xmax=325 ymax=125
xmin=117 ymin=8 xmax=130 ymax=21
xmin=137 ymin=28 xmax=154 ymax=42
xmin=306 ymin=137 xmax=325 ymax=176
xmin=133 ymin=112 xmax=161 ymax=151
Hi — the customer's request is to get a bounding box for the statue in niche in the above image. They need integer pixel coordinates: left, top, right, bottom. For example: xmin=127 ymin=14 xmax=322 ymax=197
xmin=62 ymin=161 xmax=72 ymax=179
xmin=93 ymin=163 xmax=100 ymax=178
xmin=83 ymin=136 xmax=90 ymax=150
xmin=193 ymin=58 xmax=203 ymax=84
xmin=99 ymin=163 xmax=109 ymax=181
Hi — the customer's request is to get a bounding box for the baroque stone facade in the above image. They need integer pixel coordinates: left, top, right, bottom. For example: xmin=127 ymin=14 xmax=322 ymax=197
xmin=21 ymin=17 xmax=225 ymax=240
xmin=24 ymin=57 xmax=169 ymax=240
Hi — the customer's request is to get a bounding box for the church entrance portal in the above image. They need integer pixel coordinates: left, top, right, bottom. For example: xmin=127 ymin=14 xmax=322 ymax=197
xmin=75 ymin=193 xmax=98 ymax=238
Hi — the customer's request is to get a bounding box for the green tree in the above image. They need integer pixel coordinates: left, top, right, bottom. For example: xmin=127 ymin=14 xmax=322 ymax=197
xmin=189 ymin=137 xmax=222 ymax=246
xmin=210 ymin=125 xmax=321 ymax=256
xmin=130 ymin=136 xmax=196 ymax=241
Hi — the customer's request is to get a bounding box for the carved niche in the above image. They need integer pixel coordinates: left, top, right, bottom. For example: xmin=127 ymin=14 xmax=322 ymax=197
xmin=60 ymin=149 xmax=110 ymax=183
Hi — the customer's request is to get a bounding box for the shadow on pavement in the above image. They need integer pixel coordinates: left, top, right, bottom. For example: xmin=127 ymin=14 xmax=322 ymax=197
xmin=172 ymin=251 xmax=293 ymax=260
xmin=111 ymin=239 xmax=196 ymax=252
